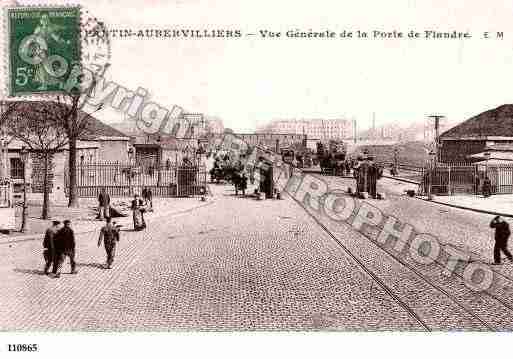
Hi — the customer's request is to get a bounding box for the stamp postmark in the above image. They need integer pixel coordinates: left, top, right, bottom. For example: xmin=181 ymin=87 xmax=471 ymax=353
xmin=7 ymin=6 xmax=80 ymax=96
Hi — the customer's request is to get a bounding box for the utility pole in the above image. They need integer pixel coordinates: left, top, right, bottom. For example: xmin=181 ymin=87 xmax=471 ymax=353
xmin=428 ymin=114 xmax=445 ymax=162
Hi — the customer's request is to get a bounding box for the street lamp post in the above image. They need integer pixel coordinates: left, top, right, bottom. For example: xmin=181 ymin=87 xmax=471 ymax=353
xmin=20 ymin=146 xmax=29 ymax=233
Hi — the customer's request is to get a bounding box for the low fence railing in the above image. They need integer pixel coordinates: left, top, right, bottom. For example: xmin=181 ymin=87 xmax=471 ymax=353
xmin=420 ymin=163 xmax=513 ymax=196
xmin=65 ymin=162 xmax=207 ymax=198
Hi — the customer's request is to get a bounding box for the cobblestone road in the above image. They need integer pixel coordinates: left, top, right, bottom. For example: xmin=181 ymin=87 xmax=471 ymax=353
xmin=0 ymin=183 xmax=421 ymax=331
xmin=2 ymin=177 xmax=512 ymax=330
xmin=313 ymin=174 xmax=513 ymax=330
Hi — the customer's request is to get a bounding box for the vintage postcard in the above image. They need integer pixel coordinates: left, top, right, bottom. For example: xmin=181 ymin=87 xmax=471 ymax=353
xmin=1 ymin=0 xmax=513 ymax=357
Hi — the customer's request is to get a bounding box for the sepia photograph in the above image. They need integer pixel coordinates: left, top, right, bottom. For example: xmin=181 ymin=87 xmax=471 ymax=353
xmin=1 ymin=0 xmax=513 ymax=357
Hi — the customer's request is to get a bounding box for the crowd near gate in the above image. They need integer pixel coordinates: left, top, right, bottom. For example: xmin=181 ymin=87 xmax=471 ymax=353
xmin=65 ymin=162 xmax=207 ymax=198
xmin=420 ymin=163 xmax=513 ymax=196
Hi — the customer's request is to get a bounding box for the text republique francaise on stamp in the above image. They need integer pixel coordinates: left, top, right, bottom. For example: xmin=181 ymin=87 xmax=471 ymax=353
xmin=7 ymin=6 xmax=80 ymax=96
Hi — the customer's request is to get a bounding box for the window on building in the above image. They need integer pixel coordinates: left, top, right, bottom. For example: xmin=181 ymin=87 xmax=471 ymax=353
xmin=10 ymin=157 xmax=24 ymax=179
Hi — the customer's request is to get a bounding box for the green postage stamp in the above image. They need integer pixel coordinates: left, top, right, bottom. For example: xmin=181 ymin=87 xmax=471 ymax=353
xmin=7 ymin=6 xmax=80 ymax=96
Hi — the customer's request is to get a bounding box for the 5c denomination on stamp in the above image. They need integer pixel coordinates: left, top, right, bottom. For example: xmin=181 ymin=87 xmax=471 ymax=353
xmin=7 ymin=6 xmax=80 ymax=96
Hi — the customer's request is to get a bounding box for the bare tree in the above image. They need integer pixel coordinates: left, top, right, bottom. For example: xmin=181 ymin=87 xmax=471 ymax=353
xmin=1 ymin=102 xmax=68 ymax=219
xmin=52 ymin=94 xmax=102 ymax=208
xmin=54 ymin=60 xmax=108 ymax=208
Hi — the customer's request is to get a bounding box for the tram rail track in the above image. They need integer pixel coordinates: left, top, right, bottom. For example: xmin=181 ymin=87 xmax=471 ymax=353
xmin=305 ymin=173 xmax=513 ymax=331
xmin=285 ymin=191 xmax=431 ymax=330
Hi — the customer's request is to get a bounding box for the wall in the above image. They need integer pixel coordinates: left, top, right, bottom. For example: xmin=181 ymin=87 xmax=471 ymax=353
xmin=25 ymin=152 xmax=67 ymax=204
xmin=236 ymin=133 xmax=306 ymax=149
xmin=440 ymin=140 xmax=486 ymax=163
xmin=98 ymin=140 xmax=129 ymax=162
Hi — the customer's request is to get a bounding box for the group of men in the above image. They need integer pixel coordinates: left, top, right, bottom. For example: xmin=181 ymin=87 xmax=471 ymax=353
xmin=233 ymin=172 xmax=249 ymax=196
xmin=353 ymin=156 xmax=383 ymax=199
xmin=43 ymin=218 xmax=121 ymax=277
xmin=42 ymin=220 xmax=77 ymax=278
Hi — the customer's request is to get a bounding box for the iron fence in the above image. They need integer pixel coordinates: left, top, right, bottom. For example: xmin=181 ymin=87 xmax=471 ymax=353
xmin=420 ymin=163 xmax=513 ymax=196
xmin=65 ymin=162 xmax=207 ymax=198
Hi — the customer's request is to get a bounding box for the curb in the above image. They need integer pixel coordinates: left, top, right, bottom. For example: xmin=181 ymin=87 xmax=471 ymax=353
xmin=0 ymin=199 xmax=215 ymax=245
xmin=304 ymin=170 xmax=421 ymax=185
xmin=381 ymin=175 xmax=420 ymax=185
xmin=416 ymin=196 xmax=513 ymax=218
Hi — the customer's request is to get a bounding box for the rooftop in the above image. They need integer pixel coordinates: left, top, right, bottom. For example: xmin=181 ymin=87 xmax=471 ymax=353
xmin=441 ymin=104 xmax=513 ymax=138
xmin=1 ymin=101 xmax=128 ymax=140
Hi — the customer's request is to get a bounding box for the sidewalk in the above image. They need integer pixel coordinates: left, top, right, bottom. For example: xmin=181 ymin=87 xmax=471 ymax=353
xmin=425 ymin=193 xmax=513 ymax=218
xmin=0 ymin=196 xmax=214 ymax=243
xmin=377 ymin=176 xmax=513 ymax=217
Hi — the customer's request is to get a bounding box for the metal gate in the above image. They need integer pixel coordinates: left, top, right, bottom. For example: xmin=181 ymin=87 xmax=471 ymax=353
xmin=421 ymin=163 xmax=513 ymax=195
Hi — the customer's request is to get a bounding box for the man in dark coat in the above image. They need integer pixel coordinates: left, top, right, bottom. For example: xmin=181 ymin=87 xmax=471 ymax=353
xmin=355 ymin=158 xmax=369 ymax=195
xmin=52 ymin=220 xmax=77 ymax=277
xmin=98 ymin=217 xmax=120 ymax=269
xmin=490 ymin=216 xmax=513 ymax=264
xmin=367 ymin=157 xmax=378 ymax=198
xmin=43 ymin=221 xmax=61 ymax=275
xmin=233 ymin=171 xmax=241 ymax=195
xmin=98 ymin=187 xmax=110 ymax=220
xmin=240 ymin=173 xmax=248 ymax=196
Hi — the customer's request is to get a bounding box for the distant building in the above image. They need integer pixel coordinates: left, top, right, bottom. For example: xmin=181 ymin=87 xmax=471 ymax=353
xmin=440 ymin=104 xmax=513 ymax=163
xmin=111 ymin=113 xmax=213 ymax=139
xmin=132 ymin=135 xmax=201 ymax=166
xmin=258 ymin=118 xmax=353 ymax=141
xmin=234 ymin=133 xmax=306 ymax=151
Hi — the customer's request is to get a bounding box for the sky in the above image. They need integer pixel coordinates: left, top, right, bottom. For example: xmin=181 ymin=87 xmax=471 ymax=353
xmin=3 ymin=0 xmax=513 ymax=132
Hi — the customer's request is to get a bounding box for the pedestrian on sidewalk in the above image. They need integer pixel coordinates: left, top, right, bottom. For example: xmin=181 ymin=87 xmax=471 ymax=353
xmin=233 ymin=171 xmax=241 ymax=196
xmin=52 ymin=220 xmax=77 ymax=278
xmin=131 ymin=194 xmax=146 ymax=231
xmin=98 ymin=187 xmax=111 ymax=220
xmin=98 ymin=217 xmax=120 ymax=269
xmin=240 ymin=172 xmax=248 ymax=196
xmin=490 ymin=215 xmax=513 ymax=264
xmin=42 ymin=220 xmax=61 ymax=275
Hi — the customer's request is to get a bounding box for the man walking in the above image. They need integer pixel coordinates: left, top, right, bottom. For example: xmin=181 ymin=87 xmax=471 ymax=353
xmin=98 ymin=218 xmax=120 ymax=269
xmin=240 ymin=172 xmax=248 ymax=196
xmin=52 ymin=220 xmax=77 ymax=278
xmin=43 ymin=221 xmax=60 ymax=275
xmin=490 ymin=215 xmax=513 ymax=264
xmin=98 ymin=187 xmax=111 ymax=220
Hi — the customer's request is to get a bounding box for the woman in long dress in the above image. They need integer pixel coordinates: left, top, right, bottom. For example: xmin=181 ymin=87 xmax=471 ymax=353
xmin=131 ymin=194 xmax=146 ymax=231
